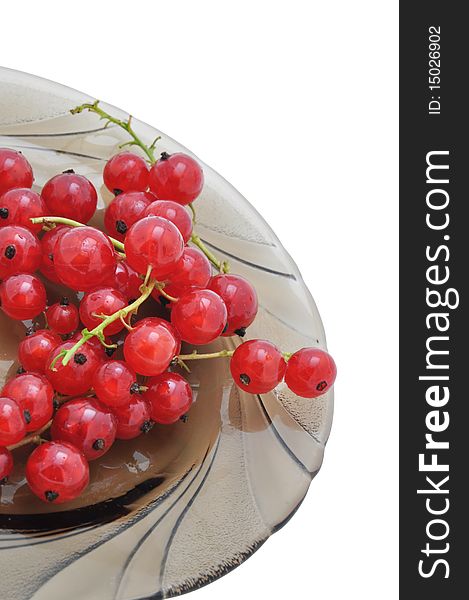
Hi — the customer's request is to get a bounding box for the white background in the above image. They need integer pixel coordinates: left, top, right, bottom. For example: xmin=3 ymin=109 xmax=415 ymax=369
xmin=1 ymin=1 xmax=398 ymax=598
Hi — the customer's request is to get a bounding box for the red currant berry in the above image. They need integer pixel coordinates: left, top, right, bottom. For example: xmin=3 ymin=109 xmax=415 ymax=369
xmin=148 ymin=152 xmax=204 ymax=205
xmin=144 ymin=200 xmax=193 ymax=243
xmin=136 ymin=317 xmax=182 ymax=355
xmin=103 ymin=151 xmax=149 ymax=194
xmin=18 ymin=329 xmax=61 ymax=374
xmin=171 ymin=289 xmax=227 ymax=345
xmin=113 ymin=260 xmax=142 ymax=300
xmin=0 ymin=447 xmax=14 ymax=482
xmin=230 ymin=340 xmax=287 ymax=394
xmin=41 ymin=171 xmax=97 ymax=223
xmin=208 ymin=274 xmax=258 ymax=337
xmin=39 ymin=225 xmax=70 ymax=283
xmin=162 ymin=247 xmax=212 ymax=298
xmin=104 ymin=191 xmax=152 ymax=241
xmin=92 ymin=360 xmax=139 ymax=408
xmin=125 ymin=216 xmax=184 ymax=277
xmin=2 ymin=373 xmax=54 ymax=432
xmin=0 ymin=396 xmax=26 ymax=446
xmin=112 ymin=396 xmax=153 ymax=440
xmin=79 ymin=287 xmax=127 ymax=336
xmin=46 ymin=297 xmax=79 ymax=335
xmin=124 ymin=318 xmax=179 ymax=376
xmin=26 ymin=441 xmax=89 ymax=504
xmin=284 ymin=348 xmax=337 ymax=398
xmin=46 ymin=341 xmax=102 ymax=396
xmin=0 ymin=273 xmax=47 ymax=320
xmin=0 ymin=225 xmax=42 ymax=280
xmin=0 ymin=149 xmax=33 ymax=196
xmin=144 ymin=372 xmax=193 ymax=425
xmin=0 ymin=188 xmax=46 ymax=233
xmin=51 ymin=397 xmax=117 ymax=461
xmin=53 ymin=226 xmax=116 ymax=291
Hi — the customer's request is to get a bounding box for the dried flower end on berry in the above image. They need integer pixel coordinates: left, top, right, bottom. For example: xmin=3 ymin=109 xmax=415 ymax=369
xmin=285 ymin=347 xmax=337 ymax=398
xmin=148 ymin=152 xmax=204 ymax=206
xmin=26 ymin=441 xmax=89 ymax=504
xmin=1 ymin=373 xmax=54 ymax=433
xmin=230 ymin=340 xmax=287 ymax=394
xmin=51 ymin=398 xmax=117 ymax=460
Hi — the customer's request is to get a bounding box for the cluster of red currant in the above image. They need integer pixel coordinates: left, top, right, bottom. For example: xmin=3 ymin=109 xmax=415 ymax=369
xmin=0 ymin=104 xmax=336 ymax=505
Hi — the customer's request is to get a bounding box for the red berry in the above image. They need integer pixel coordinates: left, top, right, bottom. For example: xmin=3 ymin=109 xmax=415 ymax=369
xmin=26 ymin=441 xmax=89 ymax=504
xmin=0 ymin=225 xmax=42 ymax=279
xmin=284 ymin=348 xmax=337 ymax=398
xmin=46 ymin=341 xmax=102 ymax=396
xmin=112 ymin=396 xmax=153 ymax=440
xmin=113 ymin=260 xmax=142 ymax=300
xmin=0 ymin=273 xmax=47 ymax=320
xmin=92 ymin=360 xmax=139 ymax=408
xmin=39 ymin=225 xmax=70 ymax=283
xmin=124 ymin=317 xmax=179 ymax=376
xmin=2 ymin=373 xmax=54 ymax=432
xmin=104 ymin=191 xmax=152 ymax=241
xmin=144 ymin=372 xmax=193 ymax=424
xmin=208 ymin=274 xmax=258 ymax=336
xmin=18 ymin=329 xmax=61 ymax=374
xmin=0 ymin=149 xmax=33 ymax=196
xmin=125 ymin=216 xmax=184 ymax=277
xmin=79 ymin=287 xmax=127 ymax=336
xmin=136 ymin=317 xmax=182 ymax=355
xmin=171 ymin=289 xmax=227 ymax=345
xmin=53 ymin=226 xmax=116 ymax=291
xmin=51 ymin=397 xmax=117 ymax=460
xmin=46 ymin=297 xmax=79 ymax=335
xmin=41 ymin=171 xmax=97 ymax=223
xmin=162 ymin=247 xmax=212 ymax=298
xmin=103 ymin=152 xmax=149 ymax=194
xmin=0 ymin=447 xmax=14 ymax=482
xmin=0 ymin=188 xmax=46 ymax=233
xmin=0 ymin=396 xmax=26 ymax=446
xmin=144 ymin=200 xmax=193 ymax=243
xmin=148 ymin=152 xmax=203 ymax=205
xmin=230 ymin=340 xmax=287 ymax=394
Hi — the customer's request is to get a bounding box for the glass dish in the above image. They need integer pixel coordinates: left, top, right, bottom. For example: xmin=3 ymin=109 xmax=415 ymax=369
xmin=0 ymin=66 xmax=333 ymax=600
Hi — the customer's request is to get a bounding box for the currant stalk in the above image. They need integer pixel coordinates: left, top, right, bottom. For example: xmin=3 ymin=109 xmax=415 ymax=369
xmin=53 ymin=276 xmax=157 ymax=368
xmin=177 ymin=349 xmax=292 ymax=361
xmin=5 ymin=394 xmax=90 ymax=452
xmin=6 ymin=420 xmax=52 ymax=451
xmin=177 ymin=349 xmax=235 ymax=361
xmin=31 ymin=216 xmax=125 ymax=252
xmin=70 ymin=101 xmax=229 ymax=273
xmin=70 ymin=101 xmax=158 ymax=164
xmin=190 ymin=233 xmax=230 ymax=274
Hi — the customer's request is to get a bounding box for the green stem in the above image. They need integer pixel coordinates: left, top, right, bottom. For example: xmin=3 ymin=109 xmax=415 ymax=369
xmin=178 ymin=349 xmax=235 ymax=361
xmin=190 ymin=233 xmax=229 ymax=274
xmin=56 ymin=279 xmax=156 ymax=367
xmin=177 ymin=349 xmax=292 ymax=362
xmin=156 ymin=283 xmax=179 ymax=303
xmin=188 ymin=203 xmax=196 ymax=223
xmin=70 ymin=101 xmax=230 ymax=273
xmin=30 ymin=216 xmax=125 ymax=252
xmin=71 ymin=101 xmax=157 ymax=164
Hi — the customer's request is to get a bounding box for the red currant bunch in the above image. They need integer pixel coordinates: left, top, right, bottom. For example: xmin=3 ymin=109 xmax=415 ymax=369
xmin=0 ymin=106 xmax=336 ymax=506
